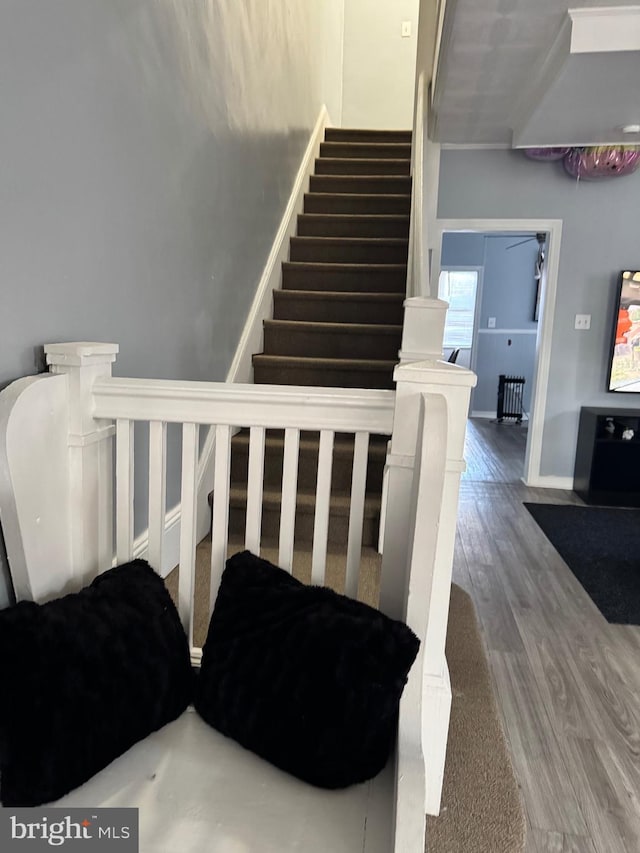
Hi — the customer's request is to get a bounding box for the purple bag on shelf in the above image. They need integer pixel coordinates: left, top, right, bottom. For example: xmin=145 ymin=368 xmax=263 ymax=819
xmin=564 ymin=146 xmax=640 ymax=180
xmin=523 ymin=147 xmax=570 ymax=161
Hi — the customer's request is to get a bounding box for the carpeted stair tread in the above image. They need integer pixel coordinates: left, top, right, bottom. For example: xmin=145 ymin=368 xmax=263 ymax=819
xmin=230 ymin=124 xmax=412 ymax=548
xmin=230 ymin=429 xmax=389 ymax=458
xmin=252 ymin=355 xmax=397 ymax=389
xmin=315 ymin=158 xmax=410 ymax=176
xmin=229 ymin=484 xmax=382 ymax=517
xmin=304 ymin=192 xmax=411 ymax=215
xmin=282 ymin=262 xmax=407 ymax=294
xmin=253 ymin=354 xmax=398 ymax=369
xmin=273 ymin=290 xmax=405 ymax=324
xmin=320 ymin=141 xmax=412 ymax=159
xmin=289 ymin=236 xmax=409 ymax=264
xmin=309 ymin=175 xmax=411 ymax=195
xmin=263 ymin=319 xmax=402 ymax=360
xmin=297 ymin=213 xmax=410 ymax=238
xmin=228 ymin=484 xmax=382 ymax=547
xmin=324 ymin=128 xmax=412 ymax=144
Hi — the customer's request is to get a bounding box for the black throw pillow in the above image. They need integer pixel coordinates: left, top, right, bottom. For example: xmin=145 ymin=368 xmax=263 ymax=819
xmin=194 ymin=551 xmax=419 ymax=788
xmin=0 ymin=559 xmax=193 ymax=806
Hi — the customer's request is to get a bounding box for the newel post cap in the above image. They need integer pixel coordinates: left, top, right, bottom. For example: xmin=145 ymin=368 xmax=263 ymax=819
xmin=44 ymin=342 xmax=119 ymax=368
xmin=394 ymin=359 xmax=477 ymax=389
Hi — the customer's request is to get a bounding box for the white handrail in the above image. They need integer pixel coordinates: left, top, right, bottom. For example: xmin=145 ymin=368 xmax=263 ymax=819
xmin=92 ymin=377 xmax=395 ymax=434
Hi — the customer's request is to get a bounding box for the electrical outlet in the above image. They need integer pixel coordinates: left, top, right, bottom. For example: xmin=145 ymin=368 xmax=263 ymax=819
xmin=488 ymin=317 xmax=496 ymax=328
xmin=401 ymin=21 xmax=412 ymax=37
xmin=575 ymin=314 xmax=591 ymax=330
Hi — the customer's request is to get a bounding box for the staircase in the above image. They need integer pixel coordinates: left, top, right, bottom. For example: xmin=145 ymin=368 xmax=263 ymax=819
xmin=228 ymin=127 xmax=412 ymax=556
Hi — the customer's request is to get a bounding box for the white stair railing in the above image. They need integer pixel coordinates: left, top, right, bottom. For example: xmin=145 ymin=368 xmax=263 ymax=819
xmin=0 ymin=339 xmax=476 ymax=849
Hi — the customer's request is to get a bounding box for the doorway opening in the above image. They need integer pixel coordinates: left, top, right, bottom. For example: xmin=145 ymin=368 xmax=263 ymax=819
xmin=433 ymin=219 xmax=563 ymax=487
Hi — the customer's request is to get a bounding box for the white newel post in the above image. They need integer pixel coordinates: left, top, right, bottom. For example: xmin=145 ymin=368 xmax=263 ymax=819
xmin=381 ymin=358 xmax=476 ymax=824
xmin=44 ymin=343 xmax=119 ymax=590
xmin=399 ymin=297 xmax=448 ymax=364
xmin=378 ymin=297 xmax=449 ymax=552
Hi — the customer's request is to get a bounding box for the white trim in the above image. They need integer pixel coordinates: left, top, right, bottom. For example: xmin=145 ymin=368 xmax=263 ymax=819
xmin=522 ymin=474 xmax=574 ymax=491
xmin=407 ymin=73 xmax=425 ymax=297
xmin=476 ymin=328 xmax=538 ymax=335
xmin=430 ymin=0 xmax=448 ymax=102
xmin=440 ymin=143 xmax=512 ymax=150
xmin=470 ymin=410 xmax=530 ymax=422
xmin=434 ymin=219 xmax=563 ymax=487
xmin=569 ymin=6 xmax=640 ymax=54
xmin=226 ymin=106 xmax=330 ymax=385
xmin=131 ymin=503 xmax=181 ymax=579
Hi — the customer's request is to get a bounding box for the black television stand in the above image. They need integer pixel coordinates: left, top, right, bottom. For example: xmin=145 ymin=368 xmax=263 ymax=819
xmin=573 ymin=406 xmax=640 ymax=507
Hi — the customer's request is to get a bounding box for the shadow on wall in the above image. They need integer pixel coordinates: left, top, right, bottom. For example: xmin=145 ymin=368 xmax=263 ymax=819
xmin=0 ymin=523 xmax=15 ymax=609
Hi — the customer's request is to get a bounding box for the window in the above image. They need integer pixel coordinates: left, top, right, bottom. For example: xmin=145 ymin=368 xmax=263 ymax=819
xmin=438 ymin=269 xmax=479 ymax=349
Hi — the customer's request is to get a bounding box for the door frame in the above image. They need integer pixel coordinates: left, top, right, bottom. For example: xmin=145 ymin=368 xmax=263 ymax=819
xmin=432 ymin=218 xmax=563 ymax=488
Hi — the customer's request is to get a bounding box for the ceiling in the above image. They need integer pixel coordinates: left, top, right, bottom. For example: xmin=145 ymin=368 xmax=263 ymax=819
xmin=429 ymin=0 xmax=640 ymax=147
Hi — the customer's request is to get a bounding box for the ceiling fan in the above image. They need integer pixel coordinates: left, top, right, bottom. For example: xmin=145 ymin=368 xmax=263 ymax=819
xmin=506 ymin=232 xmax=546 ymax=250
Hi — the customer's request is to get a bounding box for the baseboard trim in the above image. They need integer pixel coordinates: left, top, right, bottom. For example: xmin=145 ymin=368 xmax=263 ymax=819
xmin=196 ymin=105 xmax=330 ymax=547
xmin=226 ymin=105 xmax=330 ymax=385
xmin=126 ymin=108 xmax=331 ymax=575
xmin=470 ymin=411 xmax=530 ymax=422
xmin=522 ymin=474 xmax=574 ymax=490
xmin=131 ymin=504 xmax=181 ymax=579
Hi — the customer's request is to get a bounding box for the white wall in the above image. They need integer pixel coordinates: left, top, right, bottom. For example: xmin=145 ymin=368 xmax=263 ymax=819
xmin=342 ymin=0 xmax=419 ymax=128
xmin=0 ymin=0 xmax=345 ymax=608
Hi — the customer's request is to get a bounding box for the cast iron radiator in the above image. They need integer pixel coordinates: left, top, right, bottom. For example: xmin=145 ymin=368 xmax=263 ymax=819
xmin=497 ymin=375 xmax=525 ymax=423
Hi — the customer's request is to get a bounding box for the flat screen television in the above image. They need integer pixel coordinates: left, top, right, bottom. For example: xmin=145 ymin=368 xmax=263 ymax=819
xmin=608 ymin=270 xmax=640 ymax=393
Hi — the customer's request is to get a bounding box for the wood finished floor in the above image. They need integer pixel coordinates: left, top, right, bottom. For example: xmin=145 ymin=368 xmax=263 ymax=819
xmin=456 ymin=419 xmax=640 ymax=853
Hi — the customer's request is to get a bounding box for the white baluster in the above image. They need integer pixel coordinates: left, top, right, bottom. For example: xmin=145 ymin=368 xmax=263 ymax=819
xmin=245 ymin=426 xmax=265 ymax=554
xmin=345 ymin=431 xmax=369 ymax=599
xmin=178 ymin=422 xmax=199 ymax=646
xmin=278 ymin=428 xmax=300 ymax=572
xmin=210 ymin=424 xmax=231 ymax=612
xmin=116 ymin=418 xmax=134 ymax=564
xmin=148 ymin=421 xmax=167 ymax=574
xmin=311 ymin=430 xmax=334 ymax=585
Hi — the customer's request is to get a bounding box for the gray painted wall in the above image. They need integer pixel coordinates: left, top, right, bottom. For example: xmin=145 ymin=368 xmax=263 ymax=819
xmin=438 ymin=149 xmax=640 ymax=478
xmin=441 ymin=233 xmax=484 ymax=267
xmin=0 ymin=0 xmax=345 ymax=608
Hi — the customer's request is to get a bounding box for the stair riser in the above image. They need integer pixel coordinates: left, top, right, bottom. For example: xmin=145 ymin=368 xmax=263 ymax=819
xmin=282 ymin=264 xmax=407 ymax=292
xmin=290 ymin=239 xmax=408 ymax=264
xmin=230 ymin=444 xmax=384 ymax=493
xmin=315 ymin=158 xmax=410 ymax=176
xmin=273 ymin=293 xmax=404 ymax=325
xmin=263 ymin=326 xmax=401 ymax=360
xmin=229 ymin=504 xmax=379 ymax=547
xmin=253 ymin=361 xmax=396 ymax=389
xmin=324 ymin=128 xmax=412 ymax=144
xmin=310 ymin=176 xmax=411 ymax=195
xmin=320 ymin=142 xmax=411 ymax=159
xmin=304 ymin=193 xmax=410 ymax=215
xmin=297 ymin=215 xmax=409 ymax=239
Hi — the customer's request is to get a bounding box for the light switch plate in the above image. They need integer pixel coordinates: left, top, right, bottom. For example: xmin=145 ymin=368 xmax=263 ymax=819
xmin=401 ymin=21 xmax=412 ymax=37
xmin=575 ymin=314 xmax=591 ymax=330
xmin=488 ymin=317 xmax=496 ymax=328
